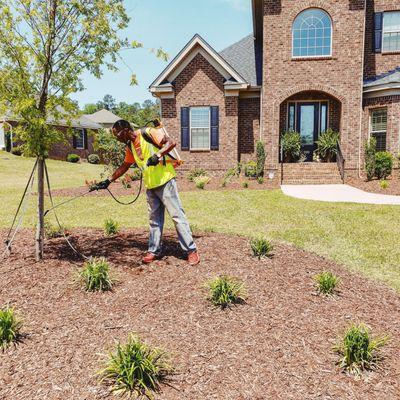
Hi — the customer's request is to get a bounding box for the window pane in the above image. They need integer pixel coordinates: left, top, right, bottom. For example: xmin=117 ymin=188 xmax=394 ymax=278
xmin=292 ymin=8 xmax=332 ymax=57
xmin=190 ymin=107 xmax=210 ymax=128
xmin=191 ymin=128 xmax=210 ymax=149
xmin=75 ymin=129 xmax=84 ymax=149
xmin=320 ymin=104 xmax=327 ymax=133
xmin=288 ymin=104 xmax=295 ymax=131
xmin=371 ymin=132 xmax=387 ymax=151
xmin=371 ymin=110 xmax=387 ymax=132
xmin=383 ymin=11 xmax=400 ymax=31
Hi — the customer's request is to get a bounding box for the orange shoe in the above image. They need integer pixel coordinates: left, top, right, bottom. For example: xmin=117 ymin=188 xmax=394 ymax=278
xmin=142 ymin=252 xmax=158 ymax=264
xmin=188 ymin=250 xmax=200 ymax=266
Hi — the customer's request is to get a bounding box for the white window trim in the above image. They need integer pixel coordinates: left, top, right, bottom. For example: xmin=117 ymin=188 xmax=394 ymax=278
xmin=369 ymin=109 xmax=387 ymax=151
xmin=74 ymin=128 xmax=85 ymax=150
xmin=382 ymin=11 xmax=400 ymax=53
xmin=292 ymin=9 xmax=333 ymax=59
xmin=189 ymin=107 xmax=211 ymax=151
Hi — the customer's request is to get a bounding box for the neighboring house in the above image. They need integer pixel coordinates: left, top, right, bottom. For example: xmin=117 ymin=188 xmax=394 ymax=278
xmin=149 ymin=0 xmax=400 ymax=182
xmin=0 ymin=114 xmax=102 ymax=160
xmin=84 ymin=108 xmax=122 ymax=129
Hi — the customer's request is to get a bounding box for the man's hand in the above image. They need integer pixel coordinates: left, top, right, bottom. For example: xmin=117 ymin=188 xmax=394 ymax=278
xmin=146 ymin=154 xmax=160 ymax=167
xmin=91 ymin=179 xmax=111 ymax=191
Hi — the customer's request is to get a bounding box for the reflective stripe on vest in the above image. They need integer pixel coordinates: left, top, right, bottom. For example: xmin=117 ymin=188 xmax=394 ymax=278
xmin=131 ymin=133 xmax=176 ymax=190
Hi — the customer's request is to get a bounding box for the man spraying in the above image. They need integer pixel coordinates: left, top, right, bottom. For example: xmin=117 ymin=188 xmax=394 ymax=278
xmin=94 ymin=119 xmax=200 ymax=266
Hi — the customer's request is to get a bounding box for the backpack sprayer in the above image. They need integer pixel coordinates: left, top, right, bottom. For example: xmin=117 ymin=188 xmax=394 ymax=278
xmin=2 ymin=118 xmax=181 ymax=260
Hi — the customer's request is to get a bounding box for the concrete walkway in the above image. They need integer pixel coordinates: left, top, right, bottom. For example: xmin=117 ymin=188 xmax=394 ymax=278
xmin=281 ymin=184 xmax=400 ymax=205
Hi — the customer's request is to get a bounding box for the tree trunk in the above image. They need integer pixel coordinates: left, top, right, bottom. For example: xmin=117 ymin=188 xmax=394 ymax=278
xmin=35 ymin=156 xmax=45 ymax=261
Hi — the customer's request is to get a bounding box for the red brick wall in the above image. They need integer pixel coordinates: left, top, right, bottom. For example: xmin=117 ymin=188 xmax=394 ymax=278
xmin=238 ymin=97 xmax=260 ymax=163
xmin=161 ymin=52 xmax=239 ymax=173
xmin=262 ymin=0 xmax=366 ymax=173
xmin=364 ymin=0 xmax=400 ymax=79
xmin=362 ymin=96 xmax=400 ymax=168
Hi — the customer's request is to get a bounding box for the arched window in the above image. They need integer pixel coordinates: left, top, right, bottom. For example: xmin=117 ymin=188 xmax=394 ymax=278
xmin=292 ymin=9 xmax=332 ymax=57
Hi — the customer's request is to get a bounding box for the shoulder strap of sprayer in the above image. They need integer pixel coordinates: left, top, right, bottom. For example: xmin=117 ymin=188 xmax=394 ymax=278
xmin=140 ymin=127 xmax=177 ymax=161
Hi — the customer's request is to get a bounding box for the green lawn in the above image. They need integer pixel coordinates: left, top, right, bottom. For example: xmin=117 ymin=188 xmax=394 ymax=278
xmin=1 ymin=151 xmax=400 ymax=291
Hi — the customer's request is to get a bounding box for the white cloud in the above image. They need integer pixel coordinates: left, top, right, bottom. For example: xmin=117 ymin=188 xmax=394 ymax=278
xmin=218 ymin=0 xmax=248 ymax=11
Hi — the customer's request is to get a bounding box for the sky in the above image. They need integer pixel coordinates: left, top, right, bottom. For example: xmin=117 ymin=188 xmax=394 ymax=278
xmin=71 ymin=0 xmax=253 ymax=108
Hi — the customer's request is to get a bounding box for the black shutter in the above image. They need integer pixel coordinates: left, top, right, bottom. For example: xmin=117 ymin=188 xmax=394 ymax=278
xmin=210 ymin=106 xmax=219 ymax=150
xmin=181 ymin=107 xmax=190 ymax=150
xmin=83 ymin=129 xmax=88 ymax=149
xmin=374 ymin=12 xmax=383 ymax=53
xmin=72 ymin=129 xmax=77 ymax=149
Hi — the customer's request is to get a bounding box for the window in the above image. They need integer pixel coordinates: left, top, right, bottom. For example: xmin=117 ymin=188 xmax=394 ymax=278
xmin=370 ymin=109 xmax=387 ymax=151
xmin=292 ymin=8 xmax=332 ymax=58
xmin=190 ymin=107 xmax=210 ymax=150
xmin=287 ymin=101 xmax=328 ymax=134
xmin=74 ymin=128 xmax=85 ymax=149
xmin=383 ymin=11 xmax=400 ymax=52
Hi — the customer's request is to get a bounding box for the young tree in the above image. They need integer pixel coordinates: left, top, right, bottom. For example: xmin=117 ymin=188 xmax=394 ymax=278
xmin=0 ymin=0 xmax=166 ymax=260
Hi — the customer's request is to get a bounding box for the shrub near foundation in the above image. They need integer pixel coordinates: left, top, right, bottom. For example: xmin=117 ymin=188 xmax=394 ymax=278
xmin=374 ymin=152 xmax=393 ymax=179
xmin=205 ymin=275 xmax=246 ymax=309
xmin=194 ymin=175 xmax=210 ymax=189
xmin=99 ymin=333 xmax=174 ymax=398
xmin=335 ymin=324 xmax=388 ymax=375
xmin=187 ymin=167 xmax=207 ymax=182
xmin=0 ymin=306 xmax=22 ymax=350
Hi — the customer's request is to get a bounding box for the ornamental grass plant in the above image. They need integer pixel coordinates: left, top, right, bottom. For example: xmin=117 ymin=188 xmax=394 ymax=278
xmin=104 ymin=218 xmax=119 ymax=236
xmin=314 ymin=271 xmax=340 ymax=295
xmin=76 ymin=257 xmax=115 ymax=292
xmin=0 ymin=306 xmax=22 ymax=350
xmin=204 ymin=275 xmax=246 ymax=309
xmin=250 ymin=237 xmax=274 ymax=259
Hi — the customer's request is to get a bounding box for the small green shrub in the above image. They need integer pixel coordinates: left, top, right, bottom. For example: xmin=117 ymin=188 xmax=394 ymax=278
xmin=77 ymin=257 xmax=115 ymax=292
xmin=256 ymin=140 xmax=266 ymax=177
xmin=380 ymin=180 xmax=389 ymax=189
xmin=250 ymin=237 xmax=274 ymax=259
xmin=374 ymin=151 xmax=393 ymax=179
xmin=104 ymin=218 xmax=119 ymax=236
xmin=187 ymin=167 xmax=207 ymax=182
xmin=314 ymin=271 xmax=340 ymax=295
xmin=194 ymin=175 xmax=210 ymax=189
xmin=67 ymin=153 xmax=80 ymax=163
xmin=335 ymin=324 xmax=388 ymax=375
xmin=316 ymin=129 xmax=339 ymax=162
xmin=364 ymin=137 xmax=377 ymax=181
xmin=257 ymin=176 xmax=264 ymax=185
xmin=44 ymin=220 xmax=68 ymax=239
xmin=244 ymin=161 xmax=258 ymax=178
xmin=87 ymin=154 xmax=100 ymax=164
xmin=11 ymin=146 xmax=23 ymax=156
xmin=99 ymin=333 xmax=174 ymax=398
xmin=242 ymin=181 xmax=249 ymax=188
xmin=204 ymin=275 xmax=246 ymax=309
xmin=281 ymin=131 xmax=301 ymax=162
xmin=0 ymin=306 xmax=22 ymax=350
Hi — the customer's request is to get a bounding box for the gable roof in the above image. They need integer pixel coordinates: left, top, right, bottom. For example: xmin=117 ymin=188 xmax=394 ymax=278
xmin=219 ymin=35 xmax=262 ymax=87
xmin=84 ymin=108 xmax=121 ymax=124
xmin=149 ymin=34 xmax=248 ymax=93
xmin=364 ymin=67 xmax=400 ymax=92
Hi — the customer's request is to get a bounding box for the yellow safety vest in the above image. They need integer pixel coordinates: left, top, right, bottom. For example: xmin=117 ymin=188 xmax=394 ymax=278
xmin=130 ymin=133 xmax=176 ymax=189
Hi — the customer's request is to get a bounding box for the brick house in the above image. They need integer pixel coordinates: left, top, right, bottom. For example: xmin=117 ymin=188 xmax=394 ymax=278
xmin=149 ymin=0 xmax=400 ymax=183
xmin=0 ymin=113 xmax=102 ymax=160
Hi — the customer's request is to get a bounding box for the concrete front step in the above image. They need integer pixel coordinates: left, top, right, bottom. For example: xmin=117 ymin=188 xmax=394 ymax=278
xmin=281 ymin=162 xmax=343 ymax=184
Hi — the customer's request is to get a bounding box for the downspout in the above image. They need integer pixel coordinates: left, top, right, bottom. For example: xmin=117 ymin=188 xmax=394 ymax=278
xmin=358 ymin=0 xmax=367 ymax=179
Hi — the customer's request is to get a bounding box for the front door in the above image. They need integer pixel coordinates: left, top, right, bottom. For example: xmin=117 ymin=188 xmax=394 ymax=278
xmin=297 ymin=102 xmax=319 ymax=161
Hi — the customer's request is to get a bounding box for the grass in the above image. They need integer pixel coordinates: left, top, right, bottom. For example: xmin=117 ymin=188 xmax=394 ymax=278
xmin=335 ymin=323 xmax=388 ymax=375
xmin=0 ymin=306 xmax=22 ymax=350
xmin=2 ymin=152 xmax=400 ymax=291
xmin=314 ymin=271 xmax=340 ymax=295
xmin=204 ymin=275 xmax=246 ymax=308
xmin=99 ymin=333 xmax=174 ymax=399
xmin=76 ymin=257 xmax=115 ymax=292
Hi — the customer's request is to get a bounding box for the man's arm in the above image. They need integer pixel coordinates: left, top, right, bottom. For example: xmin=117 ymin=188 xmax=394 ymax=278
xmin=151 ymin=127 xmax=176 ymax=158
xmin=110 ymin=162 xmax=132 ymax=182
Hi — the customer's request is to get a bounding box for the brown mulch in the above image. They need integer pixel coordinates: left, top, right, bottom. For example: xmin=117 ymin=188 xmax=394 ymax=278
xmin=347 ymin=176 xmax=400 ymax=196
xmin=1 ymin=229 xmax=400 ymax=400
xmin=47 ymin=176 xmax=278 ymax=198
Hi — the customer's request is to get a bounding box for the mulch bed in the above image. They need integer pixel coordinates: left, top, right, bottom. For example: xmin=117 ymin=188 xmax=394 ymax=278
xmin=1 ymin=229 xmax=400 ymax=399
xmin=347 ymin=176 xmax=400 ymax=196
xmin=47 ymin=176 xmax=278 ymax=198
